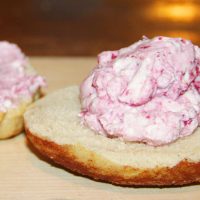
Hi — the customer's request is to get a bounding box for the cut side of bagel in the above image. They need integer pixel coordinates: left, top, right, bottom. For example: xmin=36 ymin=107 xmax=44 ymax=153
xmin=24 ymin=86 xmax=200 ymax=186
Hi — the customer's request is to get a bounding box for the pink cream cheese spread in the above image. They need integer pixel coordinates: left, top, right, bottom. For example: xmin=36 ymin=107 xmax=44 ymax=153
xmin=80 ymin=36 xmax=200 ymax=146
xmin=0 ymin=41 xmax=45 ymax=112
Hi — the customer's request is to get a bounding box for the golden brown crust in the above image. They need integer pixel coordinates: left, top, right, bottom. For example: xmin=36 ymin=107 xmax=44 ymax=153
xmin=0 ymin=112 xmax=5 ymax=123
xmin=26 ymin=129 xmax=200 ymax=186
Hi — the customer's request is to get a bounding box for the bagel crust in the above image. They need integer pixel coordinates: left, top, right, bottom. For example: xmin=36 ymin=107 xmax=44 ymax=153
xmin=26 ymin=129 xmax=200 ymax=186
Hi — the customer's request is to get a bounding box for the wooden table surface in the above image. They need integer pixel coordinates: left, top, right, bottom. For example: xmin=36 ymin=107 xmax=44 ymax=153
xmin=1 ymin=57 xmax=200 ymax=200
xmin=0 ymin=0 xmax=200 ymax=56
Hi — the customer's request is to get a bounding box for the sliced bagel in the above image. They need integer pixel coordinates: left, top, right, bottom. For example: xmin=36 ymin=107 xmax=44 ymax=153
xmin=0 ymin=41 xmax=45 ymax=139
xmin=24 ymin=86 xmax=200 ymax=186
xmin=0 ymin=90 xmax=41 ymax=139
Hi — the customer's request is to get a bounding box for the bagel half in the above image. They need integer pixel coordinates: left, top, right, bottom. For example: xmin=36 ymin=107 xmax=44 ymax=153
xmin=0 ymin=41 xmax=45 ymax=139
xmin=24 ymin=86 xmax=200 ymax=186
xmin=0 ymin=90 xmax=41 ymax=139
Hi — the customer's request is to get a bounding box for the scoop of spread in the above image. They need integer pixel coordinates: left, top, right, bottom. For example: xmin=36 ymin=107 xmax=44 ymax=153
xmin=80 ymin=36 xmax=200 ymax=146
xmin=0 ymin=41 xmax=45 ymax=112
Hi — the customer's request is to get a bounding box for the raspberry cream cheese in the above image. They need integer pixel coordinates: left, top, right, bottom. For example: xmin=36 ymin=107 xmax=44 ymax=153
xmin=80 ymin=36 xmax=200 ymax=146
xmin=0 ymin=41 xmax=45 ymax=112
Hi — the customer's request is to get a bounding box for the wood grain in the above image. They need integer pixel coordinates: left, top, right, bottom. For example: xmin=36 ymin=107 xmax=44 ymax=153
xmin=1 ymin=57 xmax=200 ymax=200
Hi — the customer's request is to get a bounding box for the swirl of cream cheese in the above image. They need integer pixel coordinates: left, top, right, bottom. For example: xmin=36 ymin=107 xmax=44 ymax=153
xmin=80 ymin=36 xmax=200 ymax=146
xmin=0 ymin=41 xmax=46 ymax=112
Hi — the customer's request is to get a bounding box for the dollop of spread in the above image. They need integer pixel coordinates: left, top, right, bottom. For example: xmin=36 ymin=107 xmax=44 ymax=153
xmin=80 ymin=36 xmax=200 ymax=146
xmin=0 ymin=41 xmax=45 ymax=112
